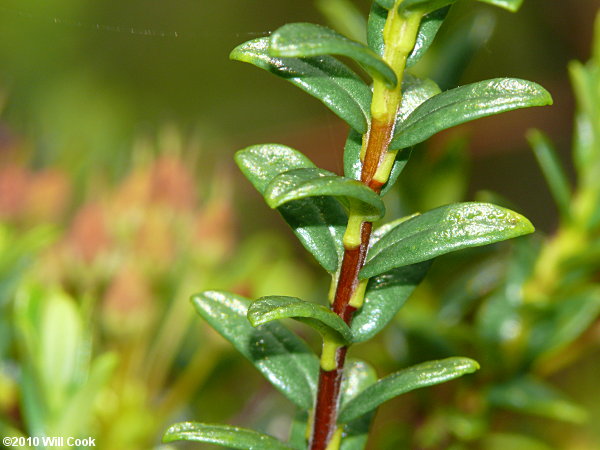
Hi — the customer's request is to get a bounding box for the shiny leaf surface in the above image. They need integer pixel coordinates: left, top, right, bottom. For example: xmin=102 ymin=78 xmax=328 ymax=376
xmin=351 ymin=261 xmax=430 ymax=342
xmin=265 ymin=168 xmax=385 ymax=221
xmin=390 ymin=78 xmax=553 ymax=150
xmin=163 ymin=422 xmax=293 ymax=449
xmin=339 ymin=357 xmax=479 ymax=422
xmin=270 ymin=23 xmax=397 ymax=87
xmin=361 ymin=202 xmax=534 ymax=279
xmin=231 ymin=37 xmax=371 ymax=134
xmin=248 ymin=296 xmax=353 ymax=343
xmin=235 ymin=144 xmax=346 ymax=273
xmin=192 ymin=291 xmax=318 ymax=410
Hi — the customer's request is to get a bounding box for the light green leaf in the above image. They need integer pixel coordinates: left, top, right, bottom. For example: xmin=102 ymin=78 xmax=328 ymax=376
xmin=270 ymin=23 xmax=397 ymax=87
xmin=248 ymin=296 xmax=353 ymax=344
xmin=400 ymin=0 xmax=455 ymax=15
xmin=527 ymin=129 xmax=572 ymax=219
xmin=488 ymin=376 xmax=587 ymax=424
xmin=478 ymin=0 xmax=524 ymax=12
xmin=163 ymin=422 xmax=293 ymax=449
xmin=316 ymin=0 xmax=367 ymax=44
xmin=192 ymin=291 xmax=319 ymax=410
xmin=265 ymin=168 xmax=385 ymax=221
xmin=351 ymin=261 xmax=430 ymax=342
xmin=339 ymin=357 xmax=479 ymax=422
xmin=390 ymin=78 xmax=553 ymax=150
xmin=231 ymin=37 xmax=371 ymax=134
xmin=235 ymin=144 xmax=346 ymax=273
xmin=361 ymin=202 xmax=534 ymax=279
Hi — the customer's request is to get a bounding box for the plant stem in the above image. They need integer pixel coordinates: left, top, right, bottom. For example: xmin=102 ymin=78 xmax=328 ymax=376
xmin=309 ymin=4 xmax=422 ymax=449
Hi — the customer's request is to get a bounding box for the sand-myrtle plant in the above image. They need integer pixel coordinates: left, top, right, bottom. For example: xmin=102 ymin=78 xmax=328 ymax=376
xmin=164 ymin=0 xmax=552 ymax=448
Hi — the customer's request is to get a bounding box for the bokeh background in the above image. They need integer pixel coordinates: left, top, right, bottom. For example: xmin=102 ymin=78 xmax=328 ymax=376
xmin=1 ymin=0 xmax=599 ymax=449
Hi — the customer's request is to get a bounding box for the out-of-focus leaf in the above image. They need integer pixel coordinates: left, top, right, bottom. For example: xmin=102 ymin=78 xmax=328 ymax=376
xmin=163 ymin=422 xmax=293 ymax=449
xmin=270 ymin=23 xmax=397 ymax=87
xmin=482 ymin=433 xmax=552 ymax=450
xmin=527 ymin=289 xmax=600 ymax=363
xmin=488 ymin=376 xmax=587 ymax=424
xmin=361 ymin=202 xmax=534 ymax=279
xmin=351 ymin=261 xmax=431 ymax=342
xmin=231 ymin=37 xmax=371 ymax=134
xmin=316 ymin=0 xmax=367 ymax=44
xmin=339 ymin=357 xmax=479 ymax=422
xmin=235 ymin=144 xmax=346 ymax=273
xmin=248 ymin=296 xmax=353 ymax=343
xmin=400 ymin=0 xmax=522 ymax=14
xmin=288 ymin=410 xmax=309 ymax=450
xmin=390 ymin=78 xmax=553 ymax=150
xmin=478 ymin=0 xmax=524 ymax=12
xmin=265 ymin=168 xmax=385 ymax=221
xmin=527 ymin=129 xmax=572 ymax=219
xmin=192 ymin=291 xmax=319 ymax=410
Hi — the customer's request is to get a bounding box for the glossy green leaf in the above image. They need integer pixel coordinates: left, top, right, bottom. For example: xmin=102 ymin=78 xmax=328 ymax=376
xmin=235 ymin=144 xmax=346 ymax=273
xmin=527 ymin=129 xmax=572 ymax=219
xmin=265 ymin=168 xmax=385 ymax=221
xmin=231 ymin=37 xmax=371 ymax=134
xmin=368 ymin=4 xmax=449 ymax=68
xmin=488 ymin=376 xmax=587 ymax=424
xmin=270 ymin=23 xmax=397 ymax=87
xmin=339 ymin=357 xmax=479 ymax=422
xmin=163 ymin=422 xmax=293 ymax=449
xmin=351 ymin=261 xmax=430 ymax=342
xmin=344 ymin=75 xmax=440 ymax=194
xmin=361 ymin=202 xmax=534 ymax=279
xmin=390 ymin=78 xmax=553 ymax=150
xmin=374 ymin=0 xmax=395 ymax=9
xmin=192 ymin=291 xmax=319 ymax=410
xmin=248 ymin=296 xmax=353 ymax=344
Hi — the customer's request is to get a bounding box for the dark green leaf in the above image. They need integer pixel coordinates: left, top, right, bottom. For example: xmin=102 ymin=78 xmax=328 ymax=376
xmin=351 ymin=261 xmax=430 ymax=342
xmin=390 ymin=78 xmax=553 ymax=150
xmin=235 ymin=145 xmax=346 ymax=273
xmin=192 ymin=291 xmax=318 ymax=410
xmin=163 ymin=422 xmax=293 ymax=449
xmin=527 ymin=129 xmax=572 ymax=219
xmin=248 ymin=296 xmax=353 ymax=344
xmin=488 ymin=376 xmax=587 ymax=424
xmin=361 ymin=202 xmax=534 ymax=279
xmin=231 ymin=37 xmax=371 ymax=134
xmin=374 ymin=0 xmax=395 ymax=9
xmin=407 ymin=7 xmax=451 ymax=67
xmin=270 ymin=23 xmax=397 ymax=87
xmin=340 ymin=412 xmax=375 ymax=450
xmin=367 ymin=2 xmax=387 ymax=56
xmin=265 ymin=168 xmax=385 ymax=221
xmin=339 ymin=357 xmax=479 ymax=422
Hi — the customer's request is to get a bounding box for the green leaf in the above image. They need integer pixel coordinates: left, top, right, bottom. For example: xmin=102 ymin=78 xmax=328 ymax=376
xmin=400 ymin=0 xmax=455 ymax=15
xmin=344 ymin=75 xmax=439 ymax=194
xmin=527 ymin=129 xmax=572 ymax=219
xmin=390 ymin=78 xmax=553 ymax=150
xmin=340 ymin=412 xmax=376 ymax=450
xmin=361 ymin=202 xmax=534 ymax=279
xmin=316 ymin=0 xmax=367 ymax=44
xmin=368 ymin=4 xmax=449 ymax=68
xmin=265 ymin=168 xmax=385 ymax=221
xmin=374 ymin=0 xmax=395 ymax=9
xmin=488 ymin=376 xmax=587 ymax=424
xmin=192 ymin=291 xmax=319 ymax=410
xmin=270 ymin=23 xmax=397 ymax=88
xmin=248 ymin=296 xmax=353 ymax=344
xmin=351 ymin=261 xmax=430 ymax=342
xmin=231 ymin=37 xmax=371 ymax=134
xmin=163 ymin=422 xmax=293 ymax=449
xmin=477 ymin=0 xmax=524 ymax=12
xmin=235 ymin=145 xmax=346 ymax=273
xmin=288 ymin=410 xmax=309 ymax=450
xmin=339 ymin=357 xmax=479 ymax=422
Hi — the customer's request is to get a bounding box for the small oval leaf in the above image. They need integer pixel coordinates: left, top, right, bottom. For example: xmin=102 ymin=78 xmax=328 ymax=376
xmin=390 ymin=78 xmax=553 ymax=150
xmin=231 ymin=37 xmax=372 ymax=134
xmin=248 ymin=296 xmax=353 ymax=344
xmin=192 ymin=291 xmax=319 ymax=410
xmin=235 ymin=145 xmax=346 ymax=273
xmin=270 ymin=23 xmax=397 ymax=87
xmin=338 ymin=357 xmax=479 ymax=423
xmin=163 ymin=422 xmax=293 ymax=449
xmin=361 ymin=202 xmax=534 ymax=279
xmin=265 ymin=168 xmax=385 ymax=221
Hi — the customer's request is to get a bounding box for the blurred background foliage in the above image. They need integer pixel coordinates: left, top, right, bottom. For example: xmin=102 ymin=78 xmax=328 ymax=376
xmin=0 ymin=0 xmax=599 ymax=449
